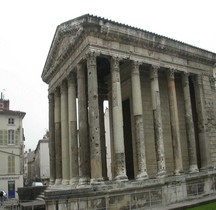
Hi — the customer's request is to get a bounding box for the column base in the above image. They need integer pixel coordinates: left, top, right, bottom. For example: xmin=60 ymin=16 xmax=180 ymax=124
xmin=103 ymin=176 xmax=109 ymax=181
xmin=174 ymin=169 xmax=184 ymax=176
xmin=70 ymin=177 xmax=79 ymax=186
xmin=90 ymin=177 xmax=104 ymax=185
xmin=189 ymin=165 xmax=199 ymax=173
xmin=200 ymin=165 xmax=214 ymax=171
xmin=136 ymin=171 xmax=148 ymax=180
xmin=49 ymin=179 xmax=55 ymax=185
xmin=114 ymin=174 xmax=128 ymax=182
xmin=156 ymin=170 xmax=166 ymax=178
xmin=78 ymin=177 xmax=90 ymax=187
xmin=55 ymin=179 xmax=62 ymax=185
xmin=62 ymin=179 xmax=70 ymax=185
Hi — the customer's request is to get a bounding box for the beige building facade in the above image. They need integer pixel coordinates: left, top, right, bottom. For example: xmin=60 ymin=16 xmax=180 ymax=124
xmin=42 ymin=15 xmax=216 ymax=209
xmin=0 ymin=95 xmax=25 ymax=199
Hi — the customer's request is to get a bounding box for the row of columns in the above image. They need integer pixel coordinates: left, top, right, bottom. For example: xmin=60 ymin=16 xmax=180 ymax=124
xmin=48 ymin=55 xmax=211 ymax=185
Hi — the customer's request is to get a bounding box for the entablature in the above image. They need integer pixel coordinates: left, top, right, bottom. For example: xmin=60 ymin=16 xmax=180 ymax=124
xmin=43 ymin=14 xmax=216 ymax=89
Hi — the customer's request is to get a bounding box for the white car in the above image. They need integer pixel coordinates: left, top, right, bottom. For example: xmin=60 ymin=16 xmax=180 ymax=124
xmin=32 ymin=182 xmax=43 ymax=187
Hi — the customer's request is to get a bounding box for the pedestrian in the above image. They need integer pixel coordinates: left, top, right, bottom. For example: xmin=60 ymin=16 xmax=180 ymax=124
xmin=2 ymin=191 xmax=7 ymax=201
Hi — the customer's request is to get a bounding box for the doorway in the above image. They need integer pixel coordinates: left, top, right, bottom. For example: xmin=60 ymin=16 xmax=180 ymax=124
xmin=8 ymin=180 xmax=15 ymax=198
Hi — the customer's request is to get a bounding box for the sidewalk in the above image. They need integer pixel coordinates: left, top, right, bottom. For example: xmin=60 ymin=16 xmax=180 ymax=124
xmin=0 ymin=199 xmax=18 ymax=210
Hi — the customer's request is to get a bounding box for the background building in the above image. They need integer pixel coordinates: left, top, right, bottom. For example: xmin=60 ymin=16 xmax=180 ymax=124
xmin=0 ymin=93 xmax=25 ymax=199
xmin=34 ymin=139 xmax=50 ymax=185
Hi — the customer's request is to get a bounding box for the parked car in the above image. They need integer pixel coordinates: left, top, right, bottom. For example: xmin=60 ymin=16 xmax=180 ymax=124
xmin=32 ymin=182 xmax=43 ymax=187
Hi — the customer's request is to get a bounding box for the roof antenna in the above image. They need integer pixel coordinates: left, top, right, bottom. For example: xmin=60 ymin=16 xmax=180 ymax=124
xmin=1 ymin=89 xmax=6 ymax=100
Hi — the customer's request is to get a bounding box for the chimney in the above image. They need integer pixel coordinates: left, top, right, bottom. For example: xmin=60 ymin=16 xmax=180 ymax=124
xmin=4 ymin=100 xmax=9 ymax=110
xmin=0 ymin=92 xmax=9 ymax=110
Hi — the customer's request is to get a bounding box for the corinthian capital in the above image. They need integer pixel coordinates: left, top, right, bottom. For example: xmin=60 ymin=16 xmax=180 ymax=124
xmin=167 ymin=68 xmax=176 ymax=80
xmin=181 ymin=72 xmax=190 ymax=87
xmin=131 ymin=60 xmax=140 ymax=75
xmin=61 ymin=80 xmax=68 ymax=93
xmin=196 ymin=74 xmax=203 ymax=86
xmin=111 ymin=56 xmax=120 ymax=72
xmin=68 ymin=72 xmax=76 ymax=82
xmin=86 ymin=51 xmax=99 ymax=67
xmin=54 ymin=87 xmax=60 ymax=97
xmin=150 ymin=65 xmax=160 ymax=79
xmin=48 ymin=93 xmax=54 ymax=103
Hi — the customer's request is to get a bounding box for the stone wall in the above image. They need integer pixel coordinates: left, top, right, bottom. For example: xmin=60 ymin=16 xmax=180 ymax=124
xmin=45 ymin=172 xmax=216 ymax=210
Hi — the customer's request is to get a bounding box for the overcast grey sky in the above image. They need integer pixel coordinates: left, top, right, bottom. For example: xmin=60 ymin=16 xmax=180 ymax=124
xmin=0 ymin=0 xmax=215 ymax=151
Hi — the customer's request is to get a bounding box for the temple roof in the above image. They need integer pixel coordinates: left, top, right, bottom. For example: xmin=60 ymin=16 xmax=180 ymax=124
xmin=42 ymin=14 xmax=216 ymax=83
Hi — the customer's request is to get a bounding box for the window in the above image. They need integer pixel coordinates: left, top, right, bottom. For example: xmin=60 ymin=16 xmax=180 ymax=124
xmin=8 ymin=156 xmax=15 ymax=174
xmin=8 ymin=118 xmax=14 ymax=125
xmin=8 ymin=130 xmax=15 ymax=144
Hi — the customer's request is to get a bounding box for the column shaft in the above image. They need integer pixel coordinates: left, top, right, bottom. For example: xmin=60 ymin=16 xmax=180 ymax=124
xmin=87 ymin=52 xmax=103 ymax=183
xmin=131 ymin=61 xmax=148 ymax=180
xmin=167 ymin=69 xmax=183 ymax=175
xmin=111 ymin=57 xmax=128 ymax=181
xmin=182 ymin=73 xmax=198 ymax=173
xmin=68 ymin=73 xmax=79 ymax=185
xmin=54 ymin=88 xmax=62 ymax=185
xmin=61 ymin=81 xmax=70 ymax=185
xmin=150 ymin=65 xmax=166 ymax=177
xmin=77 ymin=63 xmax=90 ymax=185
xmin=194 ymin=74 xmax=212 ymax=169
xmin=108 ymin=92 xmax=115 ymax=179
xmin=48 ymin=93 xmax=56 ymax=185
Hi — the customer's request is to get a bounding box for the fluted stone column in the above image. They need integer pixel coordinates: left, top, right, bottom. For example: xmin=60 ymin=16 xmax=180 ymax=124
xmin=131 ymin=61 xmax=148 ymax=180
xmin=99 ymin=96 xmax=108 ymax=180
xmin=167 ymin=69 xmax=183 ymax=175
xmin=48 ymin=93 xmax=56 ymax=185
xmin=77 ymin=63 xmax=90 ymax=185
xmin=61 ymin=81 xmax=70 ymax=185
xmin=108 ymin=91 xmax=115 ymax=179
xmin=194 ymin=74 xmax=212 ymax=170
xmin=182 ymin=73 xmax=199 ymax=173
xmin=150 ymin=65 xmax=166 ymax=177
xmin=68 ymin=73 xmax=79 ymax=185
xmin=110 ymin=56 xmax=128 ymax=181
xmin=54 ymin=88 xmax=62 ymax=185
xmin=87 ymin=52 xmax=103 ymax=183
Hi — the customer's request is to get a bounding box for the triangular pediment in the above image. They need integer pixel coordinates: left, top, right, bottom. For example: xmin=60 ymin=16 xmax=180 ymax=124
xmin=42 ymin=15 xmax=88 ymax=83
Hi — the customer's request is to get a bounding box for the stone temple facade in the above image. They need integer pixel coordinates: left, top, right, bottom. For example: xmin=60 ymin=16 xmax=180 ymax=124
xmin=42 ymin=14 xmax=216 ymax=209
